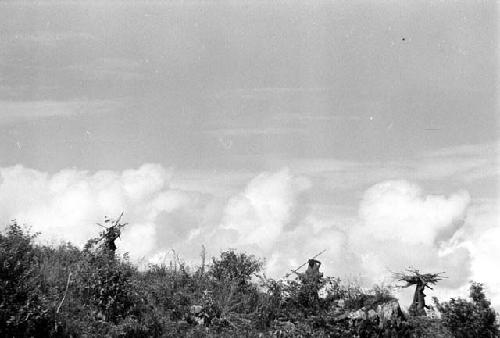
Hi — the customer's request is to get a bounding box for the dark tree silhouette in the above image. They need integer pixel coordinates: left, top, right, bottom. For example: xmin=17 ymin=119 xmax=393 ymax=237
xmin=393 ymin=268 xmax=445 ymax=316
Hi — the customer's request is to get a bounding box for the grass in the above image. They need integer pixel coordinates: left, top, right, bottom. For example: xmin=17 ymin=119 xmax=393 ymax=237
xmin=0 ymin=220 xmax=497 ymax=337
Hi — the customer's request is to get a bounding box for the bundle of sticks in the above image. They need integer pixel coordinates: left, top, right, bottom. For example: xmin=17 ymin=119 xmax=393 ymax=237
xmin=393 ymin=268 xmax=446 ymax=289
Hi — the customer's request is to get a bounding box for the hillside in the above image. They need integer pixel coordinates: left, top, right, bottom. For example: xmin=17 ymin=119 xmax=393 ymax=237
xmin=1 ymin=219 xmax=498 ymax=337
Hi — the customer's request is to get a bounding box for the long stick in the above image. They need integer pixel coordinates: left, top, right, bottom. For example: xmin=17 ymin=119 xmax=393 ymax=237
xmin=284 ymin=249 xmax=327 ymax=278
xmin=54 ymin=270 xmax=72 ymax=331
xmin=200 ymin=245 xmax=206 ymax=276
xmin=56 ymin=271 xmax=72 ymax=314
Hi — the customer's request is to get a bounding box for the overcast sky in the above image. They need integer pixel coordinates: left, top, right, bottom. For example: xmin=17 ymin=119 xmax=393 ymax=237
xmin=0 ymin=0 xmax=498 ymax=308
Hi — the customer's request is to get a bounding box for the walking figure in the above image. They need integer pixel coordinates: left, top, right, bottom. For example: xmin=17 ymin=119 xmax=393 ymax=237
xmin=393 ymin=268 xmax=445 ymax=316
xmin=98 ymin=212 xmax=127 ymax=258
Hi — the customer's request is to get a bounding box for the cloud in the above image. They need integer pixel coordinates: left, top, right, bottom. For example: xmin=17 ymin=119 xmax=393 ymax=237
xmin=212 ymin=173 xmax=477 ymax=306
xmin=194 ymin=168 xmax=350 ymax=280
xmin=416 ymin=142 xmax=499 ymax=183
xmin=204 ymin=127 xmax=305 ymax=137
xmin=273 ymin=113 xmax=363 ymax=122
xmin=0 ymin=100 xmax=121 ymax=125
xmin=458 ymin=199 xmax=500 ymax=307
xmin=207 ymin=173 xmax=476 ymax=309
xmin=345 ymin=179 xmax=500 ymax=310
xmin=219 ymin=168 xmax=311 ymax=249
xmin=2 ymin=31 xmax=97 ymax=47
xmin=213 ymin=87 xmax=333 ymax=101
xmin=358 ymin=180 xmax=470 ymax=245
xmin=470 ymin=225 xmax=500 ymax=306
xmin=0 ymin=163 xmax=498 ymax=309
xmin=0 ymin=164 xmax=199 ymax=261
xmin=285 ymin=142 xmax=499 ymax=191
xmin=352 ymin=180 xmax=471 ymax=279
xmin=65 ymin=57 xmax=144 ymax=82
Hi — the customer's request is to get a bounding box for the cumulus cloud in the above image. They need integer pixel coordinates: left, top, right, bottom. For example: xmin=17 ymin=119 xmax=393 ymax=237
xmin=1 ymin=164 xmax=498 ymax=309
xmin=358 ymin=180 xmax=470 ymax=245
xmin=211 ymin=176 xmax=475 ymax=306
xmin=470 ymin=225 xmax=500 ymax=304
xmin=346 ymin=180 xmax=477 ymax=307
xmin=219 ymin=168 xmax=311 ymax=249
xmin=457 ymin=199 xmax=500 ymax=308
xmin=0 ymin=164 xmax=199 ymax=261
xmin=216 ymin=176 xmax=474 ymax=291
xmin=353 ymin=180 xmax=471 ymax=277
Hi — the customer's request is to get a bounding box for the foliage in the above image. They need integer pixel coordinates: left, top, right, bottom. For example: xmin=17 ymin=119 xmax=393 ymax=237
xmin=208 ymin=250 xmax=262 ymax=320
xmin=210 ymin=249 xmax=262 ymax=285
xmin=0 ymin=219 xmax=498 ymax=337
xmin=0 ymin=222 xmax=53 ymax=337
xmin=435 ymin=282 xmax=499 ymax=338
xmin=406 ymin=316 xmax=453 ymax=337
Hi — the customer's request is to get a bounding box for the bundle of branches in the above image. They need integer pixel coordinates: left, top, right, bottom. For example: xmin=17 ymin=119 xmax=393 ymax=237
xmin=97 ymin=212 xmax=127 ymax=237
xmin=393 ymin=268 xmax=445 ymax=289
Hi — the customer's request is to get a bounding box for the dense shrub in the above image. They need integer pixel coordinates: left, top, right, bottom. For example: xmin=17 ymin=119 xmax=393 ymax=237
xmin=54 ymin=223 xmax=164 ymax=337
xmin=209 ymin=250 xmax=262 ymax=316
xmin=0 ymin=222 xmax=54 ymax=337
xmin=435 ymin=282 xmax=499 ymax=338
xmin=210 ymin=250 xmax=262 ymax=286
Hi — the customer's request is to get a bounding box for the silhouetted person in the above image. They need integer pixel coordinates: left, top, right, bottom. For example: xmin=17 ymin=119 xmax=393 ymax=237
xmin=304 ymin=259 xmax=323 ymax=282
xmin=393 ymin=269 xmax=444 ymax=317
xmin=410 ymin=281 xmax=429 ymax=316
xmin=104 ymin=226 xmax=120 ymax=253
xmin=100 ymin=215 xmax=126 ymax=258
xmin=299 ymin=259 xmax=323 ymax=310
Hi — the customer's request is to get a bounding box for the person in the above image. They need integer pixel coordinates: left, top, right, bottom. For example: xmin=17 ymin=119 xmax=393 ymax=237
xmin=304 ymin=259 xmax=323 ymax=282
xmin=102 ymin=224 xmax=121 ymax=256
xmin=410 ymin=281 xmax=429 ymax=316
xmin=298 ymin=258 xmax=323 ymax=310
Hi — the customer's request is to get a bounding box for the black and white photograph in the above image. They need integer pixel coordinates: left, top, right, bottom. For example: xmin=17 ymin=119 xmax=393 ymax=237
xmin=0 ymin=0 xmax=498 ymax=336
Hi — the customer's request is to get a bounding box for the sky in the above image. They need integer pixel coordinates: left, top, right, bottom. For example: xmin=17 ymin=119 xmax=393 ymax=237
xmin=0 ymin=0 xmax=498 ymax=309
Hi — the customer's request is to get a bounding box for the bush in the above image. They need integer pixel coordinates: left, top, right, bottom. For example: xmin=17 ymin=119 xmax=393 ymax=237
xmin=435 ymin=282 xmax=499 ymax=338
xmin=209 ymin=250 xmax=262 ymax=316
xmin=55 ymin=223 xmax=162 ymax=337
xmin=210 ymin=250 xmax=262 ymax=286
xmin=0 ymin=222 xmax=54 ymax=337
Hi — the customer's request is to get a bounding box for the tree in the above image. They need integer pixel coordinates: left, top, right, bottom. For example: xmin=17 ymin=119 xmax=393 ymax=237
xmin=435 ymin=282 xmax=499 ymax=338
xmin=210 ymin=250 xmax=262 ymax=285
xmin=209 ymin=250 xmax=263 ymax=316
xmin=393 ymin=268 xmax=445 ymax=316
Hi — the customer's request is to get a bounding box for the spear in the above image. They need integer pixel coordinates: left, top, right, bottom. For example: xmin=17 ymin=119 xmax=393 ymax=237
xmin=284 ymin=249 xmax=327 ymax=278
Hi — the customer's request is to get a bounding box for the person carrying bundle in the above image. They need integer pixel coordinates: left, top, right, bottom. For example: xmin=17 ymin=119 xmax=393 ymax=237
xmin=297 ymin=257 xmax=324 ymax=310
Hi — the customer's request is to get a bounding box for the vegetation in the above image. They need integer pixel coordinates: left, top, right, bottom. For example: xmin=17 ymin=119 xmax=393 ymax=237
xmin=434 ymin=282 xmax=499 ymax=337
xmin=0 ymin=219 xmax=498 ymax=337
